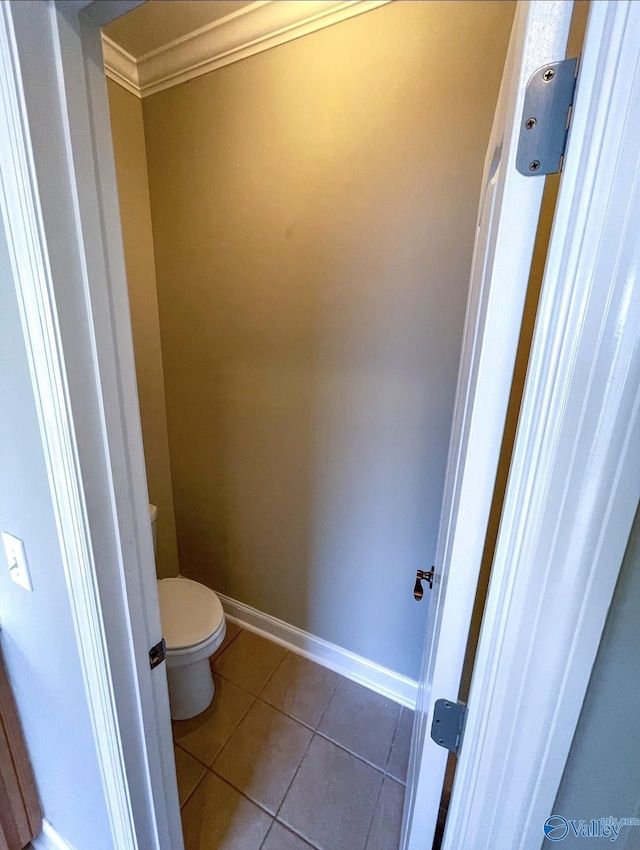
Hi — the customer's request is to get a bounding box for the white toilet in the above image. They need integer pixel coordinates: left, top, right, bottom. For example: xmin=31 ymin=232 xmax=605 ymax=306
xmin=150 ymin=505 xmax=226 ymax=720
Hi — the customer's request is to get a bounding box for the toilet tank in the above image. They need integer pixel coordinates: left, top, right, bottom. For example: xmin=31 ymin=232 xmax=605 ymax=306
xmin=149 ymin=504 xmax=158 ymax=555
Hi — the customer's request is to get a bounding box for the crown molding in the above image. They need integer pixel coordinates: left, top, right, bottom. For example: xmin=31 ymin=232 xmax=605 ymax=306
xmin=102 ymin=0 xmax=391 ymax=99
xmin=102 ymin=35 xmax=140 ymax=96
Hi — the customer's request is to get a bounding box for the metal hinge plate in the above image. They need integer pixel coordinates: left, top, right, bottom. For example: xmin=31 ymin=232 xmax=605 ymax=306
xmin=149 ymin=638 xmax=166 ymax=670
xmin=431 ymin=699 xmax=466 ymax=754
xmin=516 ymin=57 xmax=578 ymax=176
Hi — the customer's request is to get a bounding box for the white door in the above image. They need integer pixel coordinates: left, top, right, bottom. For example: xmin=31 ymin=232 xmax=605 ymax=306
xmin=402 ymin=2 xmax=575 ymax=847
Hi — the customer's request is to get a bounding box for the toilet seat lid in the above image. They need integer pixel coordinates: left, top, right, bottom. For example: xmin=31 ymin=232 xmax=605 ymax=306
xmin=157 ymin=577 xmax=224 ymax=650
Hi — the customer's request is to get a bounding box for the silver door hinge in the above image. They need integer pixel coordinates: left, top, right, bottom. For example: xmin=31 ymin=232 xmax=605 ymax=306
xmin=431 ymin=699 xmax=467 ymax=754
xmin=149 ymin=638 xmax=166 ymax=670
xmin=516 ymin=57 xmax=579 ymax=176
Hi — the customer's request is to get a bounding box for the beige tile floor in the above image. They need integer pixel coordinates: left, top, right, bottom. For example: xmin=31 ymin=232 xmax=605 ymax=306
xmin=173 ymin=622 xmax=412 ymax=850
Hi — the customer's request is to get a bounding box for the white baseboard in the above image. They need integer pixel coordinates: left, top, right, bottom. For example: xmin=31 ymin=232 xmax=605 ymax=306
xmin=216 ymin=592 xmax=417 ymax=709
xmin=31 ymin=819 xmax=76 ymax=850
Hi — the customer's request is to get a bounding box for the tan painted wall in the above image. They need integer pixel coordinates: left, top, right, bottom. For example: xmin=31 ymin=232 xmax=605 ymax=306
xmin=107 ymin=79 xmax=179 ymax=579
xmin=142 ymin=0 xmax=515 ymax=678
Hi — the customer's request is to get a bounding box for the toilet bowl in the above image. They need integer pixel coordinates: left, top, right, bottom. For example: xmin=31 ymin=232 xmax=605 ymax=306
xmin=150 ymin=505 xmax=226 ymax=720
xmin=157 ymin=576 xmax=226 ymax=719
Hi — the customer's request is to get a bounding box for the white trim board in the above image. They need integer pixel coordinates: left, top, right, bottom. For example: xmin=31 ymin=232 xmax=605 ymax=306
xmin=3 ymin=2 xmax=182 ymax=848
xmin=31 ymin=819 xmax=76 ymax=850
xmin=216 ymin=592 xmax=417 ymax=709
xmin=443 ymin=2 xmax=640 ymax=847
xmin=102 ymin=0 xmax=391 ymax=98
xmin=0 ymin=4 xmax=138 ymax=848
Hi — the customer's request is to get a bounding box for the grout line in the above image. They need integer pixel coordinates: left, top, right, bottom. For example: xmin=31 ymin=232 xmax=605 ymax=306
xmin=273 ymin=817 xmax=320 ymax=850
xmin=266 ymin=668 xmax=345 ymax=833
xmin=383 ymin=704 xmax=403 ymax=772
xmin=313 ymin=674 xmax=341 ymax=732
xmin=207 ymin=692 xmax=314 ymax=787
xmin=175 ymin=737 xmax=214 ymax=771
xmin=212 ymin=627 xmax=287 ymax=700
xmin=209 ymin=621 xmax=243 ymax=665
xmin=207 ymin=770 xmax=280 ymax=820
xmin=212 ymin=668 xmax=259 ymax=697
xmin=256 ymin=645 xmax=289 ymax=697
xmin=268 ymin=664 xmax=328 ymax=824
xmin=362 ymin=767 xmax=386 ymax=850
xmin=312 ymin=729 xmax=391 ymax=776
xmin=255 ymin=662 xmax=342 ymax=733
xmin=173 ymin=680 xmax=258 ymax=771
xmin=309 ymin=675 xmax=406 ymax=778
xmin=258 ymin=697 xmax=316 ymax=733
xmin=206 ymin=692 xmax=258 ymax=770
xmin=272 ymin=727 xmax=316 ymax=823
xmin=179 ymin=761 xmax=209 ymax=811
xmin=257 ymin=819 xmax=276 ymax=850
xmin=208 ymin=635 xmax=335 ymax=832
xmin=173 ymin=739 xmax=211 ymax=771
xmin=252 ymin=693 xmax=315 ymax=731
xmin=268 ymin=672 xmax=340 ymax=830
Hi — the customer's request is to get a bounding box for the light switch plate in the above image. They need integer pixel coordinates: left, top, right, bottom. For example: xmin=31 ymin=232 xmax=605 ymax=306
xmin=2 ymin=532 xmax=33 ymax=591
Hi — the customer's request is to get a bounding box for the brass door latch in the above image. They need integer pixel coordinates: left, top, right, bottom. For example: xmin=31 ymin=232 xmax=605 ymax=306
xmin=414 ymin=568 xmax=434 ymax=600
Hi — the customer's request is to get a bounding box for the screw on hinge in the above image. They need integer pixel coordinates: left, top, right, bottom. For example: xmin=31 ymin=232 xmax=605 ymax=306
xmin=529 ymin=160 xmax=541 ymax=172
xmin=542 ymin=68 xmax=555 ymax=82
xmin=525 ymin=117 xmax=537 ymax=130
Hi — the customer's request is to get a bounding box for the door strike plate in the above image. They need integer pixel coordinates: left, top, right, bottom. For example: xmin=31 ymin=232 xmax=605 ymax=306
xmin=149 ymin=638 xmax=166 ymax=670
xmin=431 ymin=699 xmax=466 ymax=754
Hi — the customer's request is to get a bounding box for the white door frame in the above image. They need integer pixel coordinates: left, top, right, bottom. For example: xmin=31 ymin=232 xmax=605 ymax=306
xmin=445 ymin=2 xmax=640 ymax=847
xmin=0 ymin=3 xmax=638 ymax=850
xmin=0 ymin=1 xmax=180 ymax=848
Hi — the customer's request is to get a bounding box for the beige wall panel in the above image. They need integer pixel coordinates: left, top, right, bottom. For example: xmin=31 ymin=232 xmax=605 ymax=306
xmin=142 ymin=0 xmax=515 ymax=677
xmin=107 ymin=79 xmax=179 ymax=579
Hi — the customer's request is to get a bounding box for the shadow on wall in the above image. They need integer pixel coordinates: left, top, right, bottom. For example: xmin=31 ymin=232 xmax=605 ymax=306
xmin=138 ymin=0 xmax=516 ymax=680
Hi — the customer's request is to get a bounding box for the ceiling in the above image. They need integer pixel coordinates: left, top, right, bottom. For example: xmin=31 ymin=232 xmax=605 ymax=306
xmin=104 ymin=1 xmax=254 ymax=58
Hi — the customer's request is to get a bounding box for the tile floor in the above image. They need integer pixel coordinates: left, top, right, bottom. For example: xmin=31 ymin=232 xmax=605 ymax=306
xmin=173 ymin=622 xmax=412 ymax=850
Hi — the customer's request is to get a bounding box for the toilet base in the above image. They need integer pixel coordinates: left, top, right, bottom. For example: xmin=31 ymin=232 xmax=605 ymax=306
xmin=166 ymin=657 xmax=215 ymax=720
